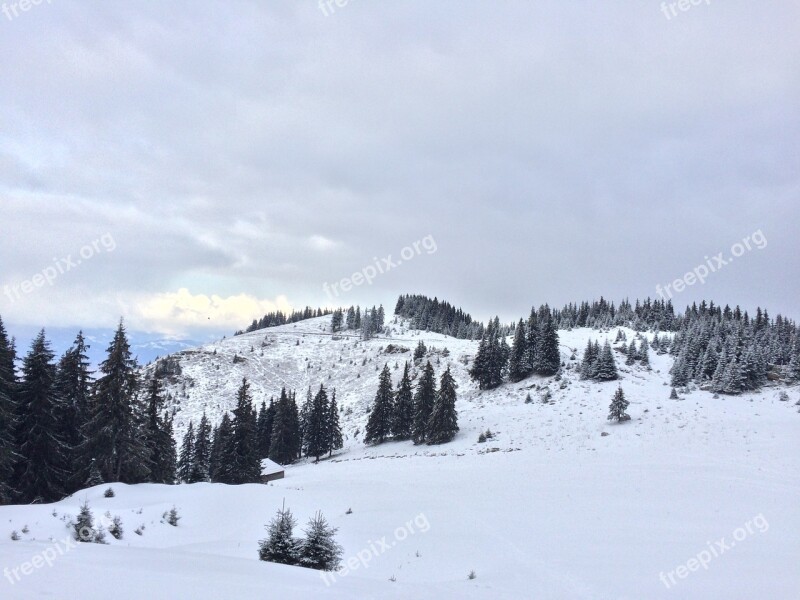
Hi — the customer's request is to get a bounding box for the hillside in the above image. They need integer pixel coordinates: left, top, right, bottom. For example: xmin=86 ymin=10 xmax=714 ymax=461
xmin=1 ymin=312 xmax=798 ymax=599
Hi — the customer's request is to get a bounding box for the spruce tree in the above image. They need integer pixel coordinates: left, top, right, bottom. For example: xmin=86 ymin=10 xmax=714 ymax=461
xmin=639 ymin=338 xmax=651 ymax=368
xmin=210 ymin=413 xmax=235 ymax=482
xmin=0 ymin=316 xmax=19 ymax=504
xmin=304 ymin=385 xmax=330 ymax=462
xmin=177 ymin=421 xmax=195 ymax=483
xmin=508 ymin=319 xmax=529 ymax=382
xmin=142 ymin=377 xmax=175 ymax=484
xmin=231 ymin=378 xmax=261 ymax=483
xmin=595 ymin=341 xmax=619 ymax=381
xmin=256 ymin=401 xmax=273 ymax=459
xmin=426 ymin=366 xmax=459 ymax=445
xmin=365 ymin=364 xmax=394 ymax=445
xmin=189 ymin=413 xmax=212 ymax=483
xmin=299 ymin=512 xmax=343 ymax=571
xmin=392 ymin=362 xmax=414 ymax=439
xmin=412 ymin=361 xmax=437 ymax=444
xmin=414 ymin=340 xmax=427 ymax=360
xmin=523 ymin=308 xmax=539 ymax=378
xmin=269 ymin=389 xmax=296 ymax=465
xmin=258 ymin=506 xmax=300 ymax=565
xmin=325 ymin=389 xmax=343 ymax=457
xmin=580 ymin=340 xmax=598 ymax=380
xmin=54 ymin=332 xmax=92 ymax=494
xmin=608 ymin=386 xmax=630 ymax=422
xmin=625 ymin=339 xmax=637 ymax=366
xmin=82 ymin=321 xmax=149 ymax=483
xmin=533 ymin=314 xmax=560 ymax=376
xmin=16 ymin=331 xmax=66 ymax=503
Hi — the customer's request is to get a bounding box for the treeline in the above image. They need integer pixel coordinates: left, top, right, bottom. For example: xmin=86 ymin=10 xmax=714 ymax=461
xmin=395 ymin=294 xmax=484 ymax=339
xmin=669 ymin=303 xmax=800 ymax=394
xmin=331 ymin=305 xmax=386 ymax=340
xmin=0 ymin=317 xmax=176 ymax=505
xmin=177 ymin=381 xmax=343 ymax=484
xmin=237 ymin=307 xmax=333 ymax=336
xmin=365 ymin=362 xmax=459 ymax=446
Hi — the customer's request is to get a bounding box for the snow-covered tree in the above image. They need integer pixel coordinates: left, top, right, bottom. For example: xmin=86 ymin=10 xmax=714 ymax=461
xmin=365 ymin=365 xmax=394 ymax=445
xmin=608 ymin=386 xmax=630 ymax=422
xmin=299 ymin=512 xmax=343 ymax=571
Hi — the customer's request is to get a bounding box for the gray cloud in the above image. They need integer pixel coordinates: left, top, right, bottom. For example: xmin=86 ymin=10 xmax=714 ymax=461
xmin=1 ymin=0 xmax=798 ymax=335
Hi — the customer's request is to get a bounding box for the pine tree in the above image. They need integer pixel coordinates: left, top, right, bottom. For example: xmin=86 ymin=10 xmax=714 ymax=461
xmin=625 ymin=339 xmax=637 ymax=365
xmin=608 ymin=386 xmax=630 ymax=422
xmin=189 ymin=413 xmax=212 ymax=483
xmin=595 ymin=341 xmax=619 ymax=381
xmin=256 ymin=401 xmax=274 ymax=459
xmin=722 ymin=357 xmax=744 ymax=395
xmin=54 ymin=332 xmax=92 ymax=494
xmin=533 ymin=314 xmax=560 ymax=376
xmin=331 ymin=309 xmax=343 ymax=333
xmin=365 ymin=364 xmax=394 ymax=445
xmin=177 ymin=421 xmax=195 ymax=483
xmin=299 ymin=512 xmax=343 ymax=571
xmin=508 ymin=319 xmax=529 ymax=382
xmin=412 ymin=361 xmax=437 ymax=444
xmin=639 ymin=338 xmax=651 ymax=369
xmin=523 ymin=308 xmax=539 ymax=378
xmin=269 ymin=389 xmax=296 ymax=465
xmin=299 ymin=388 xmax=313 ymax=457
xmin=209 ymin=413 xmax=234 ymax=482
xmin=157 ymin=411 xmax=177 ymax=484
xmin=15 ymin=331 xmax=66 ymax=503
xmin=469 ymin=318 xmax=507 ymax=389
xmin=426 ymin=366 xmax=459 ymax=445
xmin=325 ymin=389 xmax=343 ymax=457
xmin=82 ymin=321 xmax=149 ymax=484
xmin=304 ymin=385 xmax=330 ymax=462
xmin=231 ymin=378 xmax=261 ymax=483
xmin=0 ymin=316 xmax=19 ymax=504
xmin=258 ymin=506 xmax=300 ymax=565
xmin=392 ymin=362 xmax=414 ymax=439
xmin=580 ymin=339 xmax=599 ymax=380
xmin=143 ymin=377 xmax=176 ymax=484
xmin=414 ymin=340 xmax=427 ymax=360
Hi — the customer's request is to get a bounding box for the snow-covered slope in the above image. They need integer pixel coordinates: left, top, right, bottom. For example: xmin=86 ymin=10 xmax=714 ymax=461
xmin=2 ymin=312 xmax=798 ymax=599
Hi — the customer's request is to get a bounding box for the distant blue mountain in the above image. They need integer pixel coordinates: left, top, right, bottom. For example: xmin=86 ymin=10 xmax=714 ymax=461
xmin=5 ymin=325 xmax=210 ymax=369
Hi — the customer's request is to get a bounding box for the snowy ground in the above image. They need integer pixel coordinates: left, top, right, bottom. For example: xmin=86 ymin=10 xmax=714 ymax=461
xmin=1 ymin=314 xmax=798 ymax=598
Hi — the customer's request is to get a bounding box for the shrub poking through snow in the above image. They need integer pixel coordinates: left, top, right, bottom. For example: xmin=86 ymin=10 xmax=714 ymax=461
xmin=104 ymin=487 xmax=115 ymax=498
xmin=165 ymin=506 xmax=180 ymax=527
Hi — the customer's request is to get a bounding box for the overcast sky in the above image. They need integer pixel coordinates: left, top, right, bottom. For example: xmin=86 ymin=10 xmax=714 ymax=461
xmin=1 ymin=1 xmax=798 ymax=339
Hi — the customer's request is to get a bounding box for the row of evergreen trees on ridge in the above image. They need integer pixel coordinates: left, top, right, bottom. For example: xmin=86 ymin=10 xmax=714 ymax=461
xmin=177 ymin=381 xmax=345 ymax=484
xmin=237 ymin=307 xmax=333 ymax=335
xmin=0 ymin=317 xmax=177 ymax=505
xmin=365 ymin=362 xmax=459 ymax=445
xmin=401 ymin=295 xmax=800 ymax=394
xmin=331 ymin=305 xmax=386 ymax=341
